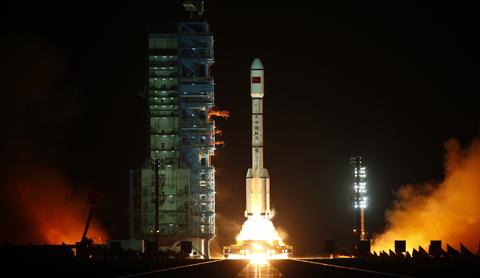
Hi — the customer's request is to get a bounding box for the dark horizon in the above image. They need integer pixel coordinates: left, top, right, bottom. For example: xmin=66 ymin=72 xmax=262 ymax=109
xmin=1 ymin=3 xmax=479 ymax=255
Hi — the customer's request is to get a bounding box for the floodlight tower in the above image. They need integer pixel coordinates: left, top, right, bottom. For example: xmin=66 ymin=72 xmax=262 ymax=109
xmin=351 ymin=156 xmax=367 ymax=250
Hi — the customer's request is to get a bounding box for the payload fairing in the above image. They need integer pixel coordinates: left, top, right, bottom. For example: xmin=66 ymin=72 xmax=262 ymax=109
xmin=246 ymin=58 xmax=271 ymax=218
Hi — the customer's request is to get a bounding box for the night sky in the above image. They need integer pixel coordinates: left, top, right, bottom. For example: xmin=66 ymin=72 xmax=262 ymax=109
xmin=1 ymin=3 xmax=479 ymax=255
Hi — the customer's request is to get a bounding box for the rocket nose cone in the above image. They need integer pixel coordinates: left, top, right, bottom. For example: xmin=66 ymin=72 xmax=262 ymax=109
xmin=251 ymin=58 xmax=264 ymax=70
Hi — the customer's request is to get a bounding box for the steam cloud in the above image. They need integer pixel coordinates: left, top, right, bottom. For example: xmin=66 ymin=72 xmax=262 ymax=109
xmin=373 ymin=138 xmax=480 ymax=253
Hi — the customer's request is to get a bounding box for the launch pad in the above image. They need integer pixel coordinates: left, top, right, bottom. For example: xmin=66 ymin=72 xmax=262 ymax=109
xmin=223 ymin=240 xmax=292 ymax=259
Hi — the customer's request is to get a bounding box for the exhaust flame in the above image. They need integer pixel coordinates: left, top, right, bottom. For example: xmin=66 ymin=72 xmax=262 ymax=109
xmin=237 ymin=217 xmax=284 ymax=245
xmin=229 ymin=216 xmax=290 ymax=262
xmin=1 ymin=167 xmax=108 ymax=244
xmin=373 ymin=138 xmax=480 ymax=253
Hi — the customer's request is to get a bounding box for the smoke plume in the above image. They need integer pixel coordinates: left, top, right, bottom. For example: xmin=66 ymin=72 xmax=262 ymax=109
xmin=373 ymin=138 xmax=480 ymax=252
xmin=0 ymin=35 xmax=108 ymax=244
xmin=210 ymin=213 xmax=243 ymax=258
xmin=1 ymin=166 xmax=107 ymax=244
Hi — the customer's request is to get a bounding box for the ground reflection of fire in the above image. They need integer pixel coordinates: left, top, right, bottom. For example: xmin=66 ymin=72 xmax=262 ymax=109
xmin=373 ymin=138 xmax=480 ymax=253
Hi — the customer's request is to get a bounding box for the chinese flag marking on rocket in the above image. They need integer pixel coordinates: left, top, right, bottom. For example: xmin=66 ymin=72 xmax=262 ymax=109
xmin=251 ymin=76 xmax=262 ymax=83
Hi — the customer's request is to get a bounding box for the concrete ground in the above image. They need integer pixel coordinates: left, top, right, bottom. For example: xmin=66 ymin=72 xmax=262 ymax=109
xmin=4 ymin=257 xmax=478 ymax=277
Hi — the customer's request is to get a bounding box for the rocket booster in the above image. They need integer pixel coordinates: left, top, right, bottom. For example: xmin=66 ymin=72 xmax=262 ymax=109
xmin=246 ymin=58 xmax=271 ymax=218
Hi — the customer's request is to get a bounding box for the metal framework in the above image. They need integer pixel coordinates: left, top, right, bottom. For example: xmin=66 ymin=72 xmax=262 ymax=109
xmin=129 ymin=4 xmax=222 ymax=258
xmin=351 ymin=156 xmax=368 ymax=249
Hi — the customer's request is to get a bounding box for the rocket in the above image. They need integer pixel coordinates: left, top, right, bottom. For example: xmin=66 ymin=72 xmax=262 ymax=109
xmin=245 ymin=58 xmax=271 ymax=219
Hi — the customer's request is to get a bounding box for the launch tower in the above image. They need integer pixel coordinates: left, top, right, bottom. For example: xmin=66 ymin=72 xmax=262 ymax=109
xmin=130 ymin=1 xmax=227 ymax=258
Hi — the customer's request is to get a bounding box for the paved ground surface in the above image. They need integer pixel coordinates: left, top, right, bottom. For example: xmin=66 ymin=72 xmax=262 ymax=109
xmin=5 ymin=257 xmax=478 ymax=277
xmin=115 ymin=259 xmax=411 ymax=277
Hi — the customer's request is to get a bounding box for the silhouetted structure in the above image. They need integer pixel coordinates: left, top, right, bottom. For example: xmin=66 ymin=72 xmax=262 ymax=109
xmin=357 ymin=240 xmax=371 ymax=256
xmin=395 ymin=240 xmax=406 ymax=254
xmin=350 ymin=156 xmax=367 ymax=252
xmin=429 ymin=240 xmax=442 ymax=257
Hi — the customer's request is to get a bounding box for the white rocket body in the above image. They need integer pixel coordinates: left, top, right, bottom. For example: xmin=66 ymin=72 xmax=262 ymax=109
xmin=246 ymin=58 xmax=271 ymax=219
